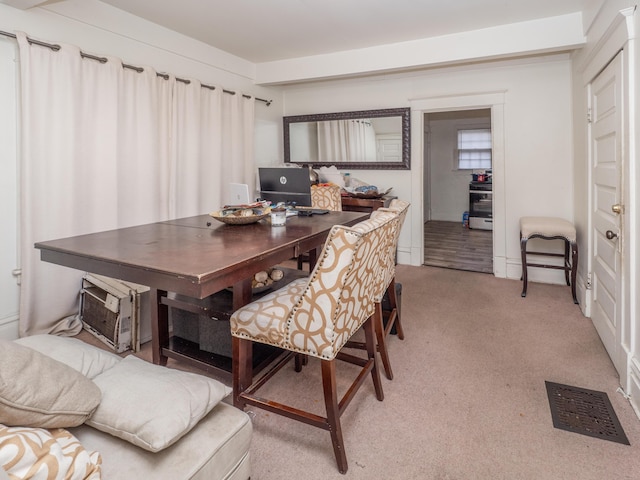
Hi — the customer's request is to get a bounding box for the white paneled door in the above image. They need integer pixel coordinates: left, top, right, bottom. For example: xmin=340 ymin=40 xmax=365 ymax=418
xmin=376 ymin=135 xmax=402 ymax=163
xmin=589 ymin=51 xmax=625 ymax=379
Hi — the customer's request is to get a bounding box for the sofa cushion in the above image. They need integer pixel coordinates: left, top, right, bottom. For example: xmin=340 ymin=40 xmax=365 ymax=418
xmin=14 ymin=334 xmax=121 ymax=379
xmin=86 ymin=355 xmax=231 ymax=452
xmin=0 ymin=340 xmax=102 ymax=428
xmin=0 ymin=424 xmax=102 ymax=480
xmin=71 ymin=402 xmax=252 ymax=480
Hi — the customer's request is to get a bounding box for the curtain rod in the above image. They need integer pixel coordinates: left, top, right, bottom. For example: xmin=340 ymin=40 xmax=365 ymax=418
xmin=0 ymin=30 xmax=272 ymax=106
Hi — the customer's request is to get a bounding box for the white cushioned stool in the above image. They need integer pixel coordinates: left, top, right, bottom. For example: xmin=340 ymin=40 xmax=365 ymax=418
xmin=520 ymin=216 xmax=578 ymax=304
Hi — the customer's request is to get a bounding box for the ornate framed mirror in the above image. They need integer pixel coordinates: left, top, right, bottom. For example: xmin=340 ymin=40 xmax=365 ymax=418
xmin=284 ymin=107 xmax=410 ymax=170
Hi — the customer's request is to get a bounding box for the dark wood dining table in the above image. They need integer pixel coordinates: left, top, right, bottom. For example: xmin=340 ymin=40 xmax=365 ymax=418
xmin=34 ymin=211 xmax=368 ymax=375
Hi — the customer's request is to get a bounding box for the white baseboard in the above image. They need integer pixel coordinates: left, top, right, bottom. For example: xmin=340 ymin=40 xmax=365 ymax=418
xmin=626 ymin=360 xmax=640 ymax=420
xmin=505 ymin=257 xmax=569 ymax=285
xmin=397 ymin=248 xmax=412 ymax=266
xmin=0 ymin=317 xmax=19 ymax=341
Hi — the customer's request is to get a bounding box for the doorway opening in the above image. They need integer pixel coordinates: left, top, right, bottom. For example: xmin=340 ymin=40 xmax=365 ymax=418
xmin=423 ymin=109 xmax=493 ymax=274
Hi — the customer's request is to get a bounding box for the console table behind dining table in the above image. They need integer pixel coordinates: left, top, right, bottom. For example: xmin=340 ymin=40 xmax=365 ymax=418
xmin=341 ymin=194 xmax=396 ymax=213
xmin=34 ymin=211 xmax=368 ymax=379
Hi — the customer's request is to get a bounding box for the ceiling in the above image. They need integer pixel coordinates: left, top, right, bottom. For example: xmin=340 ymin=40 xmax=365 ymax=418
xmin=97 ymin=0 xmax=598 ymax=64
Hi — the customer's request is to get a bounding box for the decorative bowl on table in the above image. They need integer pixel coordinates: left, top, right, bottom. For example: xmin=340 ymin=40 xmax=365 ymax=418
xmin=209 ymin=206 xmax=270 ymax=225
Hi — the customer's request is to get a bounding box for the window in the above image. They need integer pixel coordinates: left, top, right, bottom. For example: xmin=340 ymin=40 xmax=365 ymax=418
xmin=457 ymin=128 xmax=492 ymax=169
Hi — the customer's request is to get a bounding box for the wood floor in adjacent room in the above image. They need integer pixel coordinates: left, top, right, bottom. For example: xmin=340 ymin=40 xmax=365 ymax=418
xmin=423 ymin=220 xmax=493 ymax=274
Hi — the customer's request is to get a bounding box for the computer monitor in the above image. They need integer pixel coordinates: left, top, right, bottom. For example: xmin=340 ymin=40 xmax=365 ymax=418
xmin=258 ymin=167 xmax=312 ymax=207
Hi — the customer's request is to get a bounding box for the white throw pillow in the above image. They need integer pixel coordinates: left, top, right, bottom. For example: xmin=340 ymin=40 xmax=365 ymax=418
xmin=0 ymin=340 xmax=102 ymax=428
xmin=15 ymin=334 xmax=121 ymax=379
xmin=87 ymin=355 xmax=232 ymax=452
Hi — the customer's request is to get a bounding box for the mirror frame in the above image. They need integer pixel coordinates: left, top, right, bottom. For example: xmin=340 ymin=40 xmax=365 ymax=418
xmin=283 ymin=107 xmax=411 ymax=170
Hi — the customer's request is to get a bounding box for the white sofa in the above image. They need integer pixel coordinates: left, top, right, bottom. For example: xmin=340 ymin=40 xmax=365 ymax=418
xmin=0 ymin=335 xmax=252 ymax=480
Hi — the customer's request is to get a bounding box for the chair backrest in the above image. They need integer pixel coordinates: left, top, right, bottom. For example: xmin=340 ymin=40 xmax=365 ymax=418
xmin=311 ymin=184 xmax=343 ymax=211
xmin=287 ymin=211 xmax=397 ymax=359
xmin=385 ymin=199 xmax=410 ymax=230
xmin=349 ymin=210 xmax=400 ymax=303
xmin=371 ymin=199 xmax=410 ymax=298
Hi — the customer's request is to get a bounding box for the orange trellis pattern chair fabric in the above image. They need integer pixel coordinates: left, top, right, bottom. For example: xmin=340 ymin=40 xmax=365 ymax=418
xmin=298 ymin=184 xmax=343 ymax=270
xmin=311 ymin=184 xmax=343 ymax=211
xmin=376 ymin=198 xmax=410 ymax=304
xmin=231 ymin=210 xmax=397 ymax=358
xmin=230 ymin=211 xmax=398 ymax=473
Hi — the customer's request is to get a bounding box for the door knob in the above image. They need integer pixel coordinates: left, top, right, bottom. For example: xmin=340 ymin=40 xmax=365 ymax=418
xmin=606 ymin=230 xmax=618 ymax=240
xmin=612 ymin=204 xmax=624 ymax=214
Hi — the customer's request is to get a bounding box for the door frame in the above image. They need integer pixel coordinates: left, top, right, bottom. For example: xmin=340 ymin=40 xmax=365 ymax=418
xmin=587 ymin=49 xmax=626 ymax=380
xmin=578 ymin=7 xmax=635 ymax=394
xmin=409 ymin=92 xmax=506 ymax=277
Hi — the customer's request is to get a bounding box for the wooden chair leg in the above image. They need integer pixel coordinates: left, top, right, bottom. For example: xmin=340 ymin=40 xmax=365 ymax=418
xmin=385 ymin=279 xmax=404 ymax=340
xmin=321 ymin=359 xmax=348 ymax=474
xmin=373 ymin=304 xmax=393 ymax=380
xmin=294 ymin=353 xmax=309 ymax=371
xmin=294 ymin=353 xmax=303 ymax=372
xmin=232 ymin=336 xmax=253 ymax=410
xmin=363 ymin=316 xmax=384 ymax=401
xmin=344 ymin=298 xmax=399 ymax=381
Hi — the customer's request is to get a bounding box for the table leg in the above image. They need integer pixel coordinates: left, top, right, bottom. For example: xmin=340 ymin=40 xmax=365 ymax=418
xmin=308 ymin=246 xmax=319 ymax=270
xmin=232 ymin=277 xmax=253 ymax=407
xmin=150 ymin=287 xmax=169 ymax=366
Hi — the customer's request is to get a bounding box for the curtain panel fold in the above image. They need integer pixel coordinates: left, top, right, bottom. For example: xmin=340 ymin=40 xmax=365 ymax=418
xmin=317 ymin=119 xmax=376 ymax=162
xmin=16 ymin=32 xmax=255 ymax=336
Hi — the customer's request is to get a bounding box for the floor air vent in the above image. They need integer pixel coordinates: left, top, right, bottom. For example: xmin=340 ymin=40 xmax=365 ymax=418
xmin=545 ymin=381 xmax=629 ymax=445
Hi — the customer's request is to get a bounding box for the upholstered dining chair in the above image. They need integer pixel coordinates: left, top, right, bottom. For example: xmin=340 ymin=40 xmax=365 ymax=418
xmin=378 ymin=199 xmax=410 ymax=333
xmin=346 ymin=199 xmax=410 ymax=380
xmin=311 ymin=183 xmax=343 ymax=211
xmin=230 ymin=211 xmax=398 ymax=474
xmin=297 ymin=183 xmax=344 ymax=269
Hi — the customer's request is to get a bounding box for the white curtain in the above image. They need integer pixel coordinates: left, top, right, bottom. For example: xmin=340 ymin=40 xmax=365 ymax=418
xmin=170 ymin=81 xmax=255 ymax=218
xmin=16 ymin=32 xmax=255 ymax=336
xmin=317 ymin=119 xmax=376 ymax=162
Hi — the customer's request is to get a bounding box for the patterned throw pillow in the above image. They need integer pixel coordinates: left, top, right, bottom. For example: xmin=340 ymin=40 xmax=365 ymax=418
xmin=0 ymin=424 xmax=101 ymax=480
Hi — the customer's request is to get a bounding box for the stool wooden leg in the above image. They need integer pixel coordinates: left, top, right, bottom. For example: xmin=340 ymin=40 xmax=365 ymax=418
xmin=564 ymin=240 xmax=571 ymax=286
xmin=520 ymin=237 xmax=528 ymax=298
xmin=571 ymin=241 xmax=579 ymax=304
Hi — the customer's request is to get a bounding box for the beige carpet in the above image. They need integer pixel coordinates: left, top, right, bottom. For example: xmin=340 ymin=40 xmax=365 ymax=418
xmin=81 ymin=265 xmax=640 ymax=479
xmin=242 ymin=265 xmax=640 ymax=479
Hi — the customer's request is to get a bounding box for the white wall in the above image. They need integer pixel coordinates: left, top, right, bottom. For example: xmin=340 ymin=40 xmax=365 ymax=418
xmin=427 ymin=116 xmax=470 ymax=222
xmin=0 ymin=38 xmax=19 ymax=340
xmin=0 ymin=1 xmax=285 ymax=339
xmin=256 ymin=13 xmax=585 ymax=84
xmin=282 ymin=54 xmax=574 ymax=277
xmin=0 ymin=1 xmax=586 ymax=338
